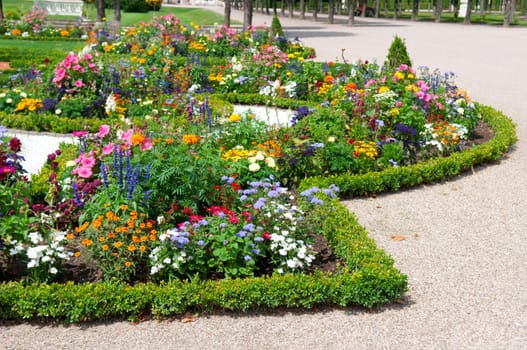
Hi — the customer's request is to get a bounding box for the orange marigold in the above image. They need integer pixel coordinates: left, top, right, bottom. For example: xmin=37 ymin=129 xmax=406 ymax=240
xmin=182 ymin=134 xmax=201 ymax=145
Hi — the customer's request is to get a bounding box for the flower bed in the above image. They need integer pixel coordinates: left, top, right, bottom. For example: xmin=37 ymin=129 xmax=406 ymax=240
xmin=0 ymin=14 xmax=517 ymax=322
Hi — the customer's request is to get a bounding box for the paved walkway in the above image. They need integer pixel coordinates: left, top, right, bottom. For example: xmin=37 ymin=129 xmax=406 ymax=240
xmin=2 ymin=7 xmax=527 ymax=349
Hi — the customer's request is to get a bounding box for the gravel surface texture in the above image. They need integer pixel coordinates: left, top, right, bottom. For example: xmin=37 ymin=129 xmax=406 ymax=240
xmin=2 ymin=6 xmax=527 ymax=350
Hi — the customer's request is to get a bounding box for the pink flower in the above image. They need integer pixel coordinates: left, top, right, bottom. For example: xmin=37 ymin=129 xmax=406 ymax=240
xmin=74 ymin=80 xmax=85 ymax=88
xmin=398 ymin=64 xmax=409 ymax=71
xmin=72 ymin=130 xmax=87 ymax=138
xmin=80 ymin=156 xmax=96 ymax=168
xmin=120 ymin=129 xmax=134 ymax=145
xmin=141 ymin=139 xmax=152 ymax=151
xmin=436 ymin=102 xmax=443 ymax=110
xmin=102 ymin=142 xmax=114 ymax=155
xmin=83 ymin=53 xmax=93 ymax=60
xmin=97 ymin=124 xmax=110 ymax=138
xmin=396 ymin=101 xmax=403 ymax=107
xmin=76 ymin=166 xmax=93 ymax=179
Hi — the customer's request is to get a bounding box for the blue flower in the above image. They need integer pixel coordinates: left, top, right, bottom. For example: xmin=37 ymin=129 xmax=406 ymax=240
xmin=310 ymin=197 xmax=324 ymax=205
xmin=244 ymin=255 xmax=252 ymax=261
xmin=252 ymin=249 xmax=260 ymax=255
xmin=243 ymin=223 xmax=255 ymax=232
xmin=254 ymin=198 xmax=266 ymax=210
xmin=236 ymin=230 xmax=247 ymax=238
xmin=197 ymin=240 xmax=205 ymax=246
xmin=254 ymin=237 xmax=264 ymax=243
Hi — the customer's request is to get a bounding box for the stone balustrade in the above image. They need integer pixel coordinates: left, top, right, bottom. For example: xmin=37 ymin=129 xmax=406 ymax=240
xmin=34 ymin=0 xmax=84 ymax=17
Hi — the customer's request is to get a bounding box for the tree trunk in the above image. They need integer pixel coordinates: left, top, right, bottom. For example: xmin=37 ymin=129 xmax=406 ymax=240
xmin=95 ymin=0 xmax=106 ymax=23
xmin=0 ymin=0 xmax=4 ymax=21
xmin=224 ymin=0 xmax=232 ymax=26
xmin=463 ymin=0 xmax=472 ymax=23
xmin=288 ymin=0 xmax=294 ymax=17
xmin=393 ymin=0 xmax=398 ymax=19
xmin=113 ymin=0 xmax=121 ymax=33
xmin=411 ymin=0 xmax=419 ymax=20
xmin=503 ymin=0 xmax=516 ymax=26
xmin=348 ymin=0 xmax=357 ymax=24
xmin=300 ymin=0 xmax=306 ymax=18
xmin=281 ymin=0 xmax=286 ymax=15
xmin=479 ymin=0 xmax=486 ymax=17
xmin=314 ymin=0 xmax=319 ymax=20
xmin=243 ymin=0 xmax=253 ymax=30
xmin=265 ymin=0 xmax=270 ymax=15
xmin=328 ymin=0 xmax=335 ymax=22
xmin=361 ymin=0 xmax=366 ymax=17
xmin=273 ymin=0 xmax=277 ymax=15
xmin=435 ymin=0 xmax=443 ymax=22
xmin=375 ymin=0 xmax=380 ymax=16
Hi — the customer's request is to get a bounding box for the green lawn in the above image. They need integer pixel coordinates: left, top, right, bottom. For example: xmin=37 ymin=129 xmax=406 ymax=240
xmin=2 ymin=0 xmax=232 ymax=26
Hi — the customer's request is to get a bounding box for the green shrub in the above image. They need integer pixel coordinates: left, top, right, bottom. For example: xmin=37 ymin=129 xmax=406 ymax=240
xmin=385 ymin=35 xmax=412 ymax=69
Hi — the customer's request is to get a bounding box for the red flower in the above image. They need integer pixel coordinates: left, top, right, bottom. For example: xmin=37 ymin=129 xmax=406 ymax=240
xmin=262 ymin=232 xmax=271 ymax=240
xmin=228 ymin=215 xmax=239 ymax=224
xmin=9 ymin=137 xmax=21 ymax=152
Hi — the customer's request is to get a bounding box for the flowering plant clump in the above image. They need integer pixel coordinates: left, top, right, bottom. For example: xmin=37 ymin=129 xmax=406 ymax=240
xmin=72 ymin=204 xmax=157 ymax=281
xmin=150 ymin=176 xmax=336 ymax=280
xmin=52 ymin=51 xmax=101 ymax=95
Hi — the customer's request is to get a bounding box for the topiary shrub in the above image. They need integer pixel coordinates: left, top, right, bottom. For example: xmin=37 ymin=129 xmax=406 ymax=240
xmin=270 ymin=15 xmax=284 ymax=38
xmin=385 ymin=35 xmax=412 ymax=69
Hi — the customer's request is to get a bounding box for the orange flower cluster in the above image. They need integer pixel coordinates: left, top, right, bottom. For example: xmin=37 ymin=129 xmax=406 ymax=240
xmin=182 ymin=134 xmax=201 ymax=145
xmin=71 ymin=205 xmax=157 ymax=275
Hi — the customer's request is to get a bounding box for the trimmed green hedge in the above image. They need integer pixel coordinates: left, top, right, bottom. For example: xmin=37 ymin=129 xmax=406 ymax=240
xmin=0 ymin=104 xmax=516 ymax=323
xmin=299 ymin=105 xmax=517 ymax=196
xmin=0 ymin=198 xmax=407 ymax=323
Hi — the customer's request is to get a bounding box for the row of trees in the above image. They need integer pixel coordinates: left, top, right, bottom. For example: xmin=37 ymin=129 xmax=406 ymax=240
xmin=227 ymin=0 xmax=521 ymax=28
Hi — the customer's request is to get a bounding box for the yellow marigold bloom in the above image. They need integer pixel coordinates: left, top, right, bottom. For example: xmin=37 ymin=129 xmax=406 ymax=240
xmin=133 ymin=236 xmax=140 ymax=243
xmin=74 ymin=251 xmax=81 ymax=257
xmin=407 ymin=73 xmax=415 ymax=79
xmin=390 ymin=108 xmax=400 ymax=117
xmin=98 ymin=236 xmax=105 ymax=243
xmin=120 ymin=204 xmax=128 ymax=211
xmin=108 ymin=232 xmax=116 ymax=239
xmin=394 ymin=71 xmax=405 ymax=80
xmin=139 ymin=245 xmax=146 ymax=252
xmin=114 ymin=241 xmax=123 ymax=248
xmin=124 ymin=261 xmax=132 ymax=268
xmin=102 ymin=244 xmax=109 ymax=251
xmin=66 ymin=233 xmax=74 ymax=240
xmin=165 ymin=138 xmax=173 ymax=144
xmin=229 ymin=113 xmax=241 ymax=123
xmin=182 ymin=134 xmax=201 ymax=145
xmin=378 ymin=86 xmax=390 ymax=93
xmin=140 ymin=235 xmax=148 ymax=242
xmin=81 ymin=238 xmax=93 ymax=246
xmin=60 ymin=30 xmax=70 ymax=37
xmin=128 ymin=244 xmax=136 ymax=252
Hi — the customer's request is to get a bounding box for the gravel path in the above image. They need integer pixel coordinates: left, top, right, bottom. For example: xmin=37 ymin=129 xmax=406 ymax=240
xmin=2 ymin=7 xmax=527 ymax=350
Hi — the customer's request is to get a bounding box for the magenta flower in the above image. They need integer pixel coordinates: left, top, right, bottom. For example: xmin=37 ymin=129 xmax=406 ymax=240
xmin=74 ymin=80 xmax=85 ymax=88
xmin=76 ymin=166 xmax=93 ymax=179
xmin=72 ymin=130 xmax=87 ymax=137
xmin=102 ymin=142 xmax=114 ymax=155
xmin=97 ymin=124 xmax=110 ymax=138
xmin=80 ymin=156 xmax=96 ymax=168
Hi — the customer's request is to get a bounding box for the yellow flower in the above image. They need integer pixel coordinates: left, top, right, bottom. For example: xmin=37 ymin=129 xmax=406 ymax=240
xmin=378 ymin=86 xmax=390 ymax=93
xmin=229 ymin=113 xmax=241 ymax=123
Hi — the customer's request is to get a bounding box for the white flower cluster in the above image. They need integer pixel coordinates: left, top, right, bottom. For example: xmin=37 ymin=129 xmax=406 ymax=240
xmin=372 ymin=90 xmax=398 ymax=102
xmin=259 ymin=80 xmax=281 ymax=98
xmin=270 ymin=230 xmax=315 ymax=273
xmin=422 ymin=123 xmax=468 ymax=152
xmin=260 ymin=199 xmax=315 ymax=274
xmin=9 ymin=230 xmax=72 ymax=275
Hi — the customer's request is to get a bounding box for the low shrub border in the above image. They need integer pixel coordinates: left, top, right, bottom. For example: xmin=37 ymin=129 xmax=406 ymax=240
xmin=0 ymin=198 xmax=407 ymax=323
xmin=0 ymin=104 xmax=516 ymax=323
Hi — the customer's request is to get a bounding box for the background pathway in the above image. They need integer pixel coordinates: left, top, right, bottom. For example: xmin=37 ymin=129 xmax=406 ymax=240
xmin=1 ymin=7 xmax=526 ymax=349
